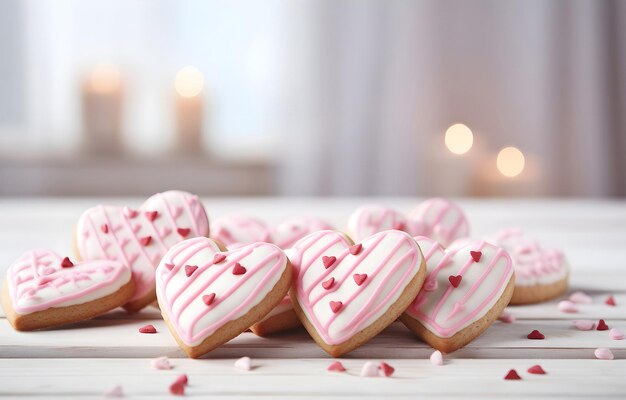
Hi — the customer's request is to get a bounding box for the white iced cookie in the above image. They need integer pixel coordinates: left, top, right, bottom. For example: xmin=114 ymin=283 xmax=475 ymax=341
xmin=347 ymin=205 xmax=409 ymax=242
xmin=270 ymin=217 xmax=333 ymax=249
xmin=407 ymin=198 xmax=470 ymax=247
xmin=211 ymin=215 xmax=271 ymax=249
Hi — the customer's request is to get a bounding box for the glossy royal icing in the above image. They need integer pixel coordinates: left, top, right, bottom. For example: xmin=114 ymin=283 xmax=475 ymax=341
xmin=347 ymin=205 xmax=410 ymax=242
xmin=270 ymin=217 xmax=333 ymax=249
xmin=211 ymin=215 xmax=271 ymax=249
xmin=407 ymin=198 xmax=470 ymax=247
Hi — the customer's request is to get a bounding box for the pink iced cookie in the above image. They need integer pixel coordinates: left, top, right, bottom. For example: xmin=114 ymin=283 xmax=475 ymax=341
xmin=270 ymin=217 xmax=333 ymax=249
xmin=290 ymin=230 xmax=426 ymax=357
xmin=75 ymin=190 xmax=209 ymax=312
xmin=347 ymin=205 xmax=410 ymax=242
xmin=486 ymin=229 xmax=569 ymax=305
xmin=401 ymin=236 xmax=514 ymax=353
xmin=1 ymin=249 xmax=134 ymax=331
xmin=407 ymin=198 xmax=470 ymax=247
xmin=211 ymin=215 xmax=271 ymax=249
xmin=155 ymin=237 xmax=291 ymax=358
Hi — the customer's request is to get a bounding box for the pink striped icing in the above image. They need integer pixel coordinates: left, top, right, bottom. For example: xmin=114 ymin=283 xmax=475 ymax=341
xmin=347 ymin=205 xmax=409 ymax=241
xmin=6 ymin=249 xmax=131 ymax=314
xmin=211 ymin=215 xmax=271 ymax=249
xmin=155 ymin=237 xmax=288 ymax=346
xmin=408 ymin=198 xmax=470 ymax=247
xmin=76 ymin=191 xmax=209 ymax=303
xmin=290 ymin=230 xmax=422 ymax=345
xmin=486 ymin=228 xmax=568 ymax=286
xmin=404 ymin=236 xmax=513 ymax=338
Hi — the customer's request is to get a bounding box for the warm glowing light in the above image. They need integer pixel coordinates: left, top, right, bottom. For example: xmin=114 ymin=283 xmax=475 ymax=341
xmin=445 ymin=123 xmax=473 ymax=154
xmin=175 ymin=66 xmax=204 ymax=98
xmin=497 ymin=146 xmax=525 ymax=177
xmin=88 ymin=65 xmax=121 ymax=94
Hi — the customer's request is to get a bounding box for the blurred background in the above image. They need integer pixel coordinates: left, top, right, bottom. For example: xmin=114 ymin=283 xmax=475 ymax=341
xmin=0 ymin=0 xmax=624 ymax=198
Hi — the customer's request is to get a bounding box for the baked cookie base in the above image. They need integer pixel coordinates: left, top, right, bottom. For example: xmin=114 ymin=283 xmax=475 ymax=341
xmin=250 ymin=309 xmax=301 ymax=336
xmin=160 ymin=262 xmax=293 ymax=359
xmin=400 ymin=276 xmax=515 ymax=353
xmin=509 ymin=274 xmax=569 ymax=305
xmin=1 ymin=279 xmax=135 ymax=331
xmin=291 ymin=256 xmax=426 ymax=358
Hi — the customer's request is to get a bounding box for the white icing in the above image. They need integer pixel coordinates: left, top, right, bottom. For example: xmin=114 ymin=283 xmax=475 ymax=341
xmin=76 ymin=190 xmax=209 ymax=301
xmin=260 ymin=296 xmax=293 ymax=321
xmin=270 ymin=217 xmax=332 ymax=249
xmin=291 ymin=230 xmax=423 ymax=345
xmin=7 ymin=249 xmax=131 ymax=314
xmin=407 ymin=198 xmax=470 ymax=246
xmin=485 ymin=229 xmax=569 ymax=286
xmin=404 ymin=236 xmax=513 ymax=338
xmin=155 ymin=237 xmax=288 ymax=346
xmin=211 ymin=214 xmax=271 ymax=248
xmin=347 ymin=205 xmax=409 ymax=242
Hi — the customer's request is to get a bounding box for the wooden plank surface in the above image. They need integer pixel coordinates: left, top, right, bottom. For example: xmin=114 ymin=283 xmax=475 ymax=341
xmin=1 ymin=198 xmax=625 ymax=398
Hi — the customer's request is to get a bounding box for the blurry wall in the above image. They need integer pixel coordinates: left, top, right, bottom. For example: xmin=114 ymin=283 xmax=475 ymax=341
xmin=0 ymin=0 xmax=625 ymax=197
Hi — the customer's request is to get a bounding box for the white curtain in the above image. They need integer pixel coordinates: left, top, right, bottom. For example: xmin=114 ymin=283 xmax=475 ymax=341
xmin=278 ymin=0 xmax=626 ymax=197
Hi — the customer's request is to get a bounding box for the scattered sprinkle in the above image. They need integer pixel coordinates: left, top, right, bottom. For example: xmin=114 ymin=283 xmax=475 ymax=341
xmin=360 ymin=361 xmax=379 ymax=377
xmin=185 ymin=265 xmax=198 ymax=277
xmin=353 ymin=273 xmax=367 ymax=286
xmin=504 ymin=369 xmax=522 ymax=380
xmin=594 ymin=348 xmax=614 ymax=360
xmin=322 ymin=256 xmax=337 ymax=269
xmin=330 ymin=301 xmax=343 ymax=313
xmin=470 ymin=250 xmax=482 ymax=262
xmin=202 ymin=293 xmax=216 ymax=306
xmin=430 ymin=350 xmax=443 ymax=366
xmin=606 ymin=295 xmax=617 ymax=306
xmin=232 ymin=263 xmax=247 ymax=275
xmin=213 ymin=254 xmax=226 ymax=264
xmin=569 ymin=291 xmax=593 ymax=304
xmin=498 ymin=310 xmax=515 ymax=323
xmin=175 ymin=374 xmax=188 ymax=385
xmin=234 ymin=356 xmax=252 ymax=371
xmin=151 ymin=356 xmax=173 ymax=370
xmin=597 ymin=319 xmax=609 ymax=331
xmin=104 ymin=384 xmax=124 ymax=398
xmin=169 ymin=380 xmax=185 ymax=396
xmin=101 ymin=224 xmax=110 ymax=234
xmin=572 ymin=320 xmax=596 ymax=330
xmin=327 ymin=361 xmax=346 ymax=372
xmin=139 ymin=324 xmax=157 ymax=334
xmin=139 ymin=236 xmax=152 ymax=246
xmin=60 ymin=257 xmax=74 ymax=268
xmin=527 ymin=330 xmax=545 ymax=340
xmin=527 ymin=365 xmax=546 ymax=374
xmin=557 ymin=300 xmax=579 ymax=313
xmin=379 ymin=362 xmax=395 ymax=377
xmin=164 ymin=262 xmax=175 ymax=271
xmin=145 ymin=210 xmax=159 ymax=221
xmin=177 ymin=228 xmax=190 ymax=237
xmin=322 ymin=278 xmax=335 ymax=290
xmin=609 ymin=328 xmax=624 ymax=340
xmin=349 ymin=244 xmax=363 ymax=255
xmin=448 ymin=275 xmax=462 ymax=288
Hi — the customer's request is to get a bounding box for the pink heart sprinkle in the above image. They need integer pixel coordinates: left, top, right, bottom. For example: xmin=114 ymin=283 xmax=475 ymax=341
xmin=185 ymin=265 xmax=198 ymax=277
xmin=322 ymin=256 xmax=337 ymax=269
xmin=330 ymin=301 xmax=343 ymax=313
xmin=234 ymin=356 xmax=252 ymax=371
xmin=322 ymin=277 xmax=335 ymax=290
xmin=327 ymin=361 xmax=346 ymax=372
xmin=558 ymin=300 xmax=579 ymax=313
xmin=572 ymin=320 xmax=596 ymax=330
xmin=151 ymin=356 xmax=172 ymax=370
xmin=103 ymin=384 xmax=124 ymax=398
xmin=353 ymin=273 xmax=367 ymax=286
xmin=349 ymin=243 xmax=363 ymax=255
xmin=138 ymin=324 xmax=157 ymax=334
xmin=594 ymin=348 xmax=614 ymax=360
xmin=379 ymin=362 xmax=395 ymax=377
xmin=360 ymin=361 xmax=378 ymax=377
xmin=202 ymin=293 xmax=216 ymax=306
xmin=470 ymin=250 xmax=482 ymax=262
xmin=123 ymin=207 xmax=138 ymax=218
xmin=609 ymin=328 xmax=624 ymax=340
xmin=498 ymin=310 xmax=516 ymax=323
xmin=569 ymin=291 xmax=593 ymax=304
xmin=213 ymin=254 xmax=226 ymax=264
xmin=430 ymin=350 xmax=443 ymax=366
xmin=527 ymin=364 xmax=546 ymax=374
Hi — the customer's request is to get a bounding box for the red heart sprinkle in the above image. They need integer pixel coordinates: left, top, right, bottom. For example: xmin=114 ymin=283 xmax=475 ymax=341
xmin=448 ymin=275 xmax=462 ymax=288
xmin=185 ymin=265 xmax=198 ymax=277
xmin=349 ymin=243 xmax=363 ymax=255
xmin=169 ymin=380 xmax=185 ymax=396
xmin=379 ymin=362 xmax=395 ymax=377
xmin=330 ymin=301 xmax=343 ymax=313
xmin=606 ymin=295 xmax=616 ymax=306
xmin=327 ymin=361 xmax=346 ymax=372
xmin=470 ymin=251 xmax=482 ymax=262
xmin=213 ymin=254 xmax=226 ymax=264
xmin=527 ymin=329 xmax=545 ymax=339
xmin=175 ymin=374 xmax=188 ymax=385
xmin=527 ymin=365 xmax=546 ymax=374
xmin=145 ymin=211 xmax=159 ymax=221
xmin=232 ymin=263 xmax=247 ymax=275
xmin=322 ymin=277 xmax=335 ymax=290
xmin=60 ymin=257 xmax=74 ymax=268
xmin=392 ymin=221 xmax=405 ymax=231
xmin=139 ymin=236 xmax=152 ymax=246
xmin=353 ymin=273 xmax=367 ymax=286
xmin=164 ymin=262 xmax=175 ymax=271
xmin=504 ymin=369 xmax=522 ymax=380
xmin=597 ymin=319 xmax=609 ymax=330
xmin=202 ymin=293 xmax=216 ymax=305
xmin=322 ymin=256 xmax=337 ymax=269
xmin=138 ymin=324 xmax=157 ymax=334
xmin=101 ymin=224 xmax=109 ymax=233
xmin=177 ymin=228 xmax=190 ymax=237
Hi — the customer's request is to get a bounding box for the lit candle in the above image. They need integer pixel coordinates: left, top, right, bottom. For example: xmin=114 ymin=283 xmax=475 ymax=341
xmin=174 ymin=66 xmax=205 ymax=154
xmin=81 ymin=65 xmax=124 ymax=154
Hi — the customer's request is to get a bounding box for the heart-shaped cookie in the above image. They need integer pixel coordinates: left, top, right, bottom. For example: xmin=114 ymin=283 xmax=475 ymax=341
xmin=75 ymin=190 xmax=209 ymax=312
xmin=290 ymin=230 xmax=426 ymax=357
xmin=407 ymin=198 xmax=470 ymax=247
xmin=270 ymin=217 xmax=333 ymax=249
xmin=401 ymin=236 xmax=514 ymax=353
xmin=155 ymin=237 xmax=291 ymax=358
xmin=347 ymin=205 xmax=410 ymax=242
xmin=211 ymin=214 xmax=271 ymax=249
xmin=1 ymin=249 xmax=134 ymax=331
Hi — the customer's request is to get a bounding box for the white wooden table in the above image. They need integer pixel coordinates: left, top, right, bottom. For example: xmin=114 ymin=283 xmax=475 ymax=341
xmin=1 ymin=198 xmax=625 ymax=399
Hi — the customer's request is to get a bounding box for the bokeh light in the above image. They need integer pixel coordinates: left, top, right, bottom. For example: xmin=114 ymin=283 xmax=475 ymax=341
xmin=444 ymin=123 xmax=473 ymax=155
xmin=497 ymin=146 xmax=525 ymax=177
xmin=175 ymin=66 xmax=204 ymax=98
